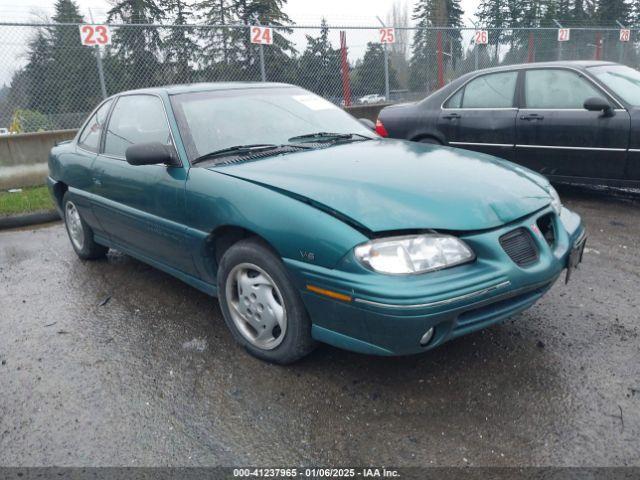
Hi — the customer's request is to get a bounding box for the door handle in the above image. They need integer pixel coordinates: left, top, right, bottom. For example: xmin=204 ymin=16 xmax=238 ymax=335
xmin=520 ymin=114 xmax=544 ymax=121
xmin=443 ymin=113 xmax=461 ymax=120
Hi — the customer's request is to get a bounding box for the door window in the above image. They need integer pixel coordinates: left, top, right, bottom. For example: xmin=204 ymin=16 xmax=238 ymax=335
xmin=77 ymin=99 xmax=113 ymax=152
xmin=455 ymin=71 xmax=518 ymax=108
xmin=104 ymin=95 xmax=172 ymax=158
xmin=524 ymin=69 xmax=603 ymax=109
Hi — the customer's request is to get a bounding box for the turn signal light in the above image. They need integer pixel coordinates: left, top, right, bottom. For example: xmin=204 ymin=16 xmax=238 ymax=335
xmin=375 ymin=119 xmax=388 ymax=137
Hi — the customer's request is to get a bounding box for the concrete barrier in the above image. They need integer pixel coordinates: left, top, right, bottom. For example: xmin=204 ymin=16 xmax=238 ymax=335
xmin=0 ymin=129 xmax=77 ymax=167
xmin=344 ymin=103 xmax=392 ymax=122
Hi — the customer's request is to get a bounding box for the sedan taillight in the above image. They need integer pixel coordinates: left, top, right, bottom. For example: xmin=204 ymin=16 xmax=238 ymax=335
xmin=375 ymin=119 xmax=389 ymax=137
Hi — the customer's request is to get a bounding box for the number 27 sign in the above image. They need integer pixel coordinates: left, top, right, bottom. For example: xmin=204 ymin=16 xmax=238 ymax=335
xmin=79 ymin=24 xmax=112 ymax=46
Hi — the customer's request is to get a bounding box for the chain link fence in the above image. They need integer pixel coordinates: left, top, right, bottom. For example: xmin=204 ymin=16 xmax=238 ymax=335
xmin=1 ymin=22 xmax=640 ymax=133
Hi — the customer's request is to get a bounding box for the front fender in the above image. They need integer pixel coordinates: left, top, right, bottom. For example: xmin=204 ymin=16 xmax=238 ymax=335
xmin=185 ymin=168 xmax=368 ymax=284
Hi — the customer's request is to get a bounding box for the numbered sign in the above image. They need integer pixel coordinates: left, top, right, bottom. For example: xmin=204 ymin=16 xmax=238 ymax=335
xmin=620 ymin=29 xmax=631 ymax=42
xmin=250 ymin=26 xmax=273 ymax=45
xmin=558 ymin=28 xmax=570 ymax=42
xmin=474 ymin=30 xmax=488 ymax=45
xmin=379 ymin=28 xmax=395 ymax=44
xmin=79 ymin=24 xmax=112 ymax=46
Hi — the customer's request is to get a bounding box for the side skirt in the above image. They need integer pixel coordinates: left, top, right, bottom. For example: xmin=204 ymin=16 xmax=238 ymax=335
xmin=94 ymin=233 xmax=218 ymax=298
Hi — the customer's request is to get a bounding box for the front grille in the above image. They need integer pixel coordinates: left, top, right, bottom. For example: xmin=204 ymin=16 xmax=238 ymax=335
xmin=536 ymin=213 xmax=556 ymax=247
xmin=500 ymin=228 xmax=539 ymax=267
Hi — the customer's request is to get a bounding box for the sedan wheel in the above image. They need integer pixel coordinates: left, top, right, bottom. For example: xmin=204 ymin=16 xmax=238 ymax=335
xmin=65 ymin=201 xmax=85 ymax=251
xmin=62 ymin=192 xmax=108 ymax=260
xmin=217 ymin=238 xmax=315 ymax=364
xmin=225 ymin=263 xmax=287 ymax=350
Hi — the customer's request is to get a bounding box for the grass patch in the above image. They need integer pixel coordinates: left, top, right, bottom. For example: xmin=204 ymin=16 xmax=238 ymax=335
xmin=0 ymin=185 xmax=55 ymax=217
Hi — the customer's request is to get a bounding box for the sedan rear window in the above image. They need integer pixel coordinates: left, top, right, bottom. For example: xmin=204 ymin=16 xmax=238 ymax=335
xmin=445 ymin=71 xmax=517 ymax=109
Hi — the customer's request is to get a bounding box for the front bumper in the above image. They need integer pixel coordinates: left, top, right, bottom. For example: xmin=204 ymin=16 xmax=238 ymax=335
xmin=285 ymin=205 xmax=585 ymax=356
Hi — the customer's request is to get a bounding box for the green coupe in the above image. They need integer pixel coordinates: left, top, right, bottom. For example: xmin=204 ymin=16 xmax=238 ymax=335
xmin=48 ymin=83 xmax=586 ymax=364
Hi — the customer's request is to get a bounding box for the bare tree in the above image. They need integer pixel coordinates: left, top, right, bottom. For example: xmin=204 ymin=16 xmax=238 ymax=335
xmin=386 ymin=0 xmax=410 ymax=89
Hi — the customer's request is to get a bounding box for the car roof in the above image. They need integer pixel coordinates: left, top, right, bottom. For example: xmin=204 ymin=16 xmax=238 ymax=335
xmin=115 ymin=82 xmax=296 ymax=97
xmin=465 ymin=60 xmax=618 ymax=76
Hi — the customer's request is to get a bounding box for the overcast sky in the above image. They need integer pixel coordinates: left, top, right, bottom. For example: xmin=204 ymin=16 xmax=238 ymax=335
xmin=0 ymin=0 xmax=481 ymax=26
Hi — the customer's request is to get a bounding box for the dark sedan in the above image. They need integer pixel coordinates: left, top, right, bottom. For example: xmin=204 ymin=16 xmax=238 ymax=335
xmin=377 ymin=61 xmax=640 ymax=187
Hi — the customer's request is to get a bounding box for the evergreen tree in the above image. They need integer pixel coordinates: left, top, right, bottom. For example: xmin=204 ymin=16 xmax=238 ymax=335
xmin=409 ymin=0 xmax=463 ymax=92
xmin=596 ymin=0 xmax=631 ymax=24
xmin=164 ymin=0 xmax=198 ymax=83
xmin=197 ymin=0 xmax=239 ymax=68
xmin=22 ymin=30 xmax=54 ymax=115
xmin=107 ymin=0 xmax=165 ymax=90
xmin=230 ymin=0 xmax=297 ymax=82
xmin=352 ymin=42 xmax=399 ymax=96
xmin=50 ymin=0 xmax=102 ymax=124
xmin=296 ymin=20 xmax=342 ymax=98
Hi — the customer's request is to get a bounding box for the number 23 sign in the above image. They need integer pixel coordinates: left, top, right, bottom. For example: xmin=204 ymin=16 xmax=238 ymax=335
xmin=79 ymin=24 xmax=112 ymax=46
xmin=250 ymin=26 xmax=273 ymax=45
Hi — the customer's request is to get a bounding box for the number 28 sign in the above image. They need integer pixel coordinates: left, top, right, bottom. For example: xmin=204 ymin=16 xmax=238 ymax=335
xmin=79 ymin=24 xmax=112 ymax=46
xmin=250 ymin=26 xmax=273 ymax=45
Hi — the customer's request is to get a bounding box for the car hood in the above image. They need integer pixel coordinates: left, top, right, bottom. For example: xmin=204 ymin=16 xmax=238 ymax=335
xmin=209 ymin=139 xmax=552 ymax=232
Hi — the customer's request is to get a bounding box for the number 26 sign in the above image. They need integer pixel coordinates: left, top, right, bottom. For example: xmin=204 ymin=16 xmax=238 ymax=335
xmin=250 ymin=26 xmax=273 ymax=45
xmin=79 ymin=24 xmax=112 ymax=46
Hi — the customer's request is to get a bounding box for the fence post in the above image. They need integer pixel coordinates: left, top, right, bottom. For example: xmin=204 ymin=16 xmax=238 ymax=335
xmin=89 ymin=9 xmax=107 ymax=99
xmin=252 ymin=17 xmax=267 ymax=82
xmin=94 ymin=46 xmax=107 ymax=99
xmin=376 ymin=17 xmax=390 ymax=101
xmin=339 ymin=31 xmax=352 ymax=107
xmin=437 ymin=30 xmax=444 ymax=88
xmin=527 ymin=31 xmax=535 ymax=63
xmin=595 ymin=32 xmax=602 ymax=60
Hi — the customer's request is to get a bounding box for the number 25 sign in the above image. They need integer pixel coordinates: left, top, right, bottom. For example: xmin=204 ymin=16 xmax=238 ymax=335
xmin=79 ymin=24 xmax=112 ymax=46
xmin=379 ymin=28 xmax=395 ymax=44
xmin=250 ymin=26 xmax=273 ymax=45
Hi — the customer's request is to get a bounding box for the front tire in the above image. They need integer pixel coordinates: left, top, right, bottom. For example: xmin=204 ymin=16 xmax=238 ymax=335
xmin=62 ymin=192 xmax=108 ymax=260
xmin=217 ymin=238 xmax=315 ymax=364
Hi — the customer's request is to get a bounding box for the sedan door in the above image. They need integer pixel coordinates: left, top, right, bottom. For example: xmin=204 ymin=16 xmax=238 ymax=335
xmin=91 ymin=93 xmax=195 ymax=275
xmin=515 ymin=68 xmax=630 ymax=180
xmin=437 ymin=70 xmax=518 ymax=161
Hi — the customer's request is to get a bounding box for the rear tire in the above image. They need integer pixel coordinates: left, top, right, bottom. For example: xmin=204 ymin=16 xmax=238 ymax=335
xmin=62 ymin=192 xmax=108 ymax=260
xmin=217 ymin=238 xmax=315 ymax=364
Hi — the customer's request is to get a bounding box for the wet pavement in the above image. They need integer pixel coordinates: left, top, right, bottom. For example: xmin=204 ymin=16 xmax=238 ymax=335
xmin=0 ymin=186 xmax=639 ymax=467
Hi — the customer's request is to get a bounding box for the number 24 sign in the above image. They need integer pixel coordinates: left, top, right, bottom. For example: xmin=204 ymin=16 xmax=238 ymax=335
xmin=79 ymin=24 xmax=112 ymax=46
xmin=250 ymin=26 xmax=273 ymax=45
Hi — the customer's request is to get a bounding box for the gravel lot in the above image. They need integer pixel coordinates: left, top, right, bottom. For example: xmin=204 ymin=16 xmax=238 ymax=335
xmin=0 ymin=186 xmax=639 ymax=467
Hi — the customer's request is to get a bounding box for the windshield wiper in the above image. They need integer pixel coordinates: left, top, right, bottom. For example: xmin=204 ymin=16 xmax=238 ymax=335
xmin=192 ymin=144 xmax=280 ymax=165
xmin=288 ymin=132 xmax=373 ymax=143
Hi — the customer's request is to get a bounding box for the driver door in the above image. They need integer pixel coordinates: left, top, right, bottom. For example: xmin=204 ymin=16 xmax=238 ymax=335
xmin=91 ymin=93 xmax=195 ymax=275
xmin=515 ymin=68 xmax=630 ymax=180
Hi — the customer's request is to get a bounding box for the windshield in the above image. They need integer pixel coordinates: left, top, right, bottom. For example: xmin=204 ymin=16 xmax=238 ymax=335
xmin=589 ymin=64 xmax=640 ymax=106
xmin=170 ymin=87 xmax=374 ymax=161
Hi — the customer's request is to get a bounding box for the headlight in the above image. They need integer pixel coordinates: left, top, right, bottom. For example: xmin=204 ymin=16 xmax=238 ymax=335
xmin=354 ymin=234 xmax=475 ymax=275
xmin=549 ymin=186 xmax=562 ymax=215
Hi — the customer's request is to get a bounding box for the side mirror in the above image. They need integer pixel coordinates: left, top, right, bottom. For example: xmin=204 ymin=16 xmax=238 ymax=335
xmin=125 ymin=142 xmax=180 ymax=167
xmin=359 ymin=118 xmax=376 ymax=131
xmin=584 ymin=97 xmax=613 ymax=116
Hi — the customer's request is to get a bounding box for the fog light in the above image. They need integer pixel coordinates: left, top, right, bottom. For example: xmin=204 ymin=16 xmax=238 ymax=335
xmin=420 ymin=327 xmax=434 ymax=347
